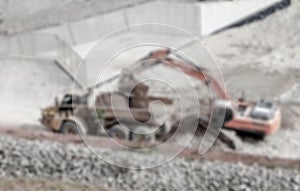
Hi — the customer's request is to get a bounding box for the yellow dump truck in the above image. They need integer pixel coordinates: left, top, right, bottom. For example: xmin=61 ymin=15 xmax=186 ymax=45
xmin=40 ymin=81 xmax=174 ymax=141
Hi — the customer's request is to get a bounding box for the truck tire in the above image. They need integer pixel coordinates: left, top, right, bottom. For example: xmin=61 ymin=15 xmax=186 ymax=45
xmin=108 ymin=124 xmax=129 ymax=140
xmin=131 ymin=126 xmax=155 ymax=142
xmin=61 ymin=121 xmax=82 ymax=135
xmin=155 ymin=124 xmax=167 ymax=140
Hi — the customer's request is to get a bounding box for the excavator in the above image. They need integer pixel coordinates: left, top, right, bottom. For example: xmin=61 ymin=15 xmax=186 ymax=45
xmin=137 ymin=49 xmax=282 ymax=138
xmin=41 ymin=49 xmax=281 ymax=143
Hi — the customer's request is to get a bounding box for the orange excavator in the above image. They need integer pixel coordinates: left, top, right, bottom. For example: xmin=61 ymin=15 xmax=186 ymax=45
xmin=138 ymin=49 xmax=281 ymax=138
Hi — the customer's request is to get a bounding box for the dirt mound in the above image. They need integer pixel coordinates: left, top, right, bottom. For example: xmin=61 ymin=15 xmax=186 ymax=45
xmin=281 ymin=103 xmax=300 ymax=129
xmin=223 ymin=65 xmax=300 ymax=100
xmin=0 ymin=57 xmax=78 ymax=126
xmin=203 ymin=0 xmax=300 ymax=69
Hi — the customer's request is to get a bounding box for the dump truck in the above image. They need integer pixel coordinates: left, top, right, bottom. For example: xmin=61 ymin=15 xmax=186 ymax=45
xmin=40 ymin=77 xmax=175 ymax=141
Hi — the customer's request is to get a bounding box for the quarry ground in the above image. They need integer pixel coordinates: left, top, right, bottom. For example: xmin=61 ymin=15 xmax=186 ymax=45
xmin=0 ymin=176 xmax=117 ymax=191
xmin=0 ymin=0 xmax=300 ymax=190
xmin=0 ymin=135 xmax=300 ymax=191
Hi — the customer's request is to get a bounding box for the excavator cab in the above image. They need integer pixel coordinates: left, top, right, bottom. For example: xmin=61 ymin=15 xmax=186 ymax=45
xmin=250 ymin=100 xmax=277 ymax=121
xmin=58 ymin=93 xmax=89 ymax=109
xmin=224 ymin=100 xmax=281 ymax=138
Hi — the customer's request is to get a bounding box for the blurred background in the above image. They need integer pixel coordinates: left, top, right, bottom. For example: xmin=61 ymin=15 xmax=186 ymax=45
xmin=0 ymin=0 xmax=300 ymax=190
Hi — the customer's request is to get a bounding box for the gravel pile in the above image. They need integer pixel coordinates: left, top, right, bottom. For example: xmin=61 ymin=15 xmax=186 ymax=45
xmin=0 ymin=136 xmax=299 ymax=191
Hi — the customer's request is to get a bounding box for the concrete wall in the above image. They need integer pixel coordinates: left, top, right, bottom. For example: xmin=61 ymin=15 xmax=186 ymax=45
xmin=37 ymin=0 xmax=287 ymax=46
xmin=38 ymin=10 xmax=128 ymax=46
xmin=125 ymin=1 xmax=201 ymax=36
xmin=200 ymin=0 xmax=286 ymax=35
xmin=0 ymin=0 xmax=71 ymax=19
xmin=0 ymin=33 xmax=87 ymax=87
xmin=0 ymin=0 xmax=288 ymax=89
xmin=69 ymin=10 xmax=128 ymax=45
xmin=37 ymin=2 xmax=202 ymax=43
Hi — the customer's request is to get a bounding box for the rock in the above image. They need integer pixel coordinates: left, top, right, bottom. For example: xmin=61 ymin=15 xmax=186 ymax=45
xmin=0 ymin=135 xmax=298 ymax=191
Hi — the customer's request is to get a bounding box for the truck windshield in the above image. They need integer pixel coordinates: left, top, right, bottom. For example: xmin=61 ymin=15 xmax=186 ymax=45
xmin=61 ymin=95 xmax=82 ymax=105
xmin=61 ymin=95 xmax=73 ymax=105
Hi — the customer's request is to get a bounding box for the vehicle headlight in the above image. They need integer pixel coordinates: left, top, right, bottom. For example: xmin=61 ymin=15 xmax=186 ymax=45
xmin=42 ymin=110 xmax=54 ymax=117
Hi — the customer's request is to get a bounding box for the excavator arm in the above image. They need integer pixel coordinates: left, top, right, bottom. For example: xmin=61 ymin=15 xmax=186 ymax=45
xmin=90 ymin=48 xmax=230 ymax=101
xmin=143 ymin=49 xmax=231 ymax=100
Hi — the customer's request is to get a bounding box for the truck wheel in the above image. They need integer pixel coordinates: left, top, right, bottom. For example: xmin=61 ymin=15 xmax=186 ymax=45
xmin=131 ymin=126 xmax=155 ymax=142
xmin=108 ymin=124 xmax=129 ymax=140
xmin=155 ymin=124 xmax=167 ymax=140
xmin=61 ymin=121 xmax=81 ymax=135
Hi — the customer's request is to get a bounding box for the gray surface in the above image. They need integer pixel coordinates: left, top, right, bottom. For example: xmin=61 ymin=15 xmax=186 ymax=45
xmin=0 ymin=135 xmax=299 ymax=191
xmin=200 ymin=0 xmax=285 ymax=35
xmin=0 ymin=57 xmax=79 ymax=126
xmin=72 ymin=31 xmax=194 ymax=86
xmin=31 ymin=0 xmax=285 ymax=46
xmin=125 ymin=1 xmax=201 ymax=36
xmin=0 ymin=0 xmax=149 ymax=35
xmin=0 ymin=33 xmax=87 ymax=87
